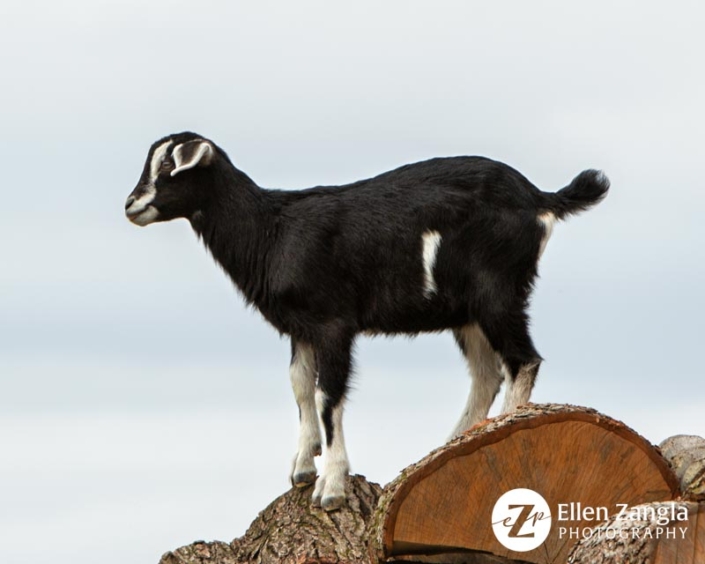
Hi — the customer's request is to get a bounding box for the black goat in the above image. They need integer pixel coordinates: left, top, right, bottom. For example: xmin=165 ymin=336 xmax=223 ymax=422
xmin=125 ymin=132 xmax=609 ymax=510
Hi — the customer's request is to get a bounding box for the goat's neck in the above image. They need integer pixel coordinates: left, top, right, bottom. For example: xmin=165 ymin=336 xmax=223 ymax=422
xmin=191 ymin=176 xmax=274 ymax=306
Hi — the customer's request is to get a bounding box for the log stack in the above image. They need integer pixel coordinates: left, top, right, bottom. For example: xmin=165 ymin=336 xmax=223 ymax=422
xmin=157 ymin=404 xmax=705 ymax=564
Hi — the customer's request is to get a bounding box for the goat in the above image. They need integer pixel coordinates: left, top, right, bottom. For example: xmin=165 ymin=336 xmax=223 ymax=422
xmin=124 ymin=132 xmax=609 ymax=510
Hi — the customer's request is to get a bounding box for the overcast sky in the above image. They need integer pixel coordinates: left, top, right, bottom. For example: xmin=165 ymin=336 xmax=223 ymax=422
xmin=1 ymin=2 xmax=704 ymax=563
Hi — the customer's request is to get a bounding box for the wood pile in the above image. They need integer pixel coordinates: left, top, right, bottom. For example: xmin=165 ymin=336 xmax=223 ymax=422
xmin=158 ymin=404 xmax=705 ymax=564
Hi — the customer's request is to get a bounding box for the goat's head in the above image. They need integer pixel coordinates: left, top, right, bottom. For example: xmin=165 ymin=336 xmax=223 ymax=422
xmin=125 ymin=132 xmax=216 ymax=226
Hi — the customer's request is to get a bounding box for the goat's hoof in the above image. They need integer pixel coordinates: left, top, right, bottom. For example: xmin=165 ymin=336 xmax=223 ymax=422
xmin=321 ymin=494 xmax=346 ymax=511
xmin=292 ymin=470 xmax=317 ymax=488
xmin=313 ymin=443 xmax=322 ymax=457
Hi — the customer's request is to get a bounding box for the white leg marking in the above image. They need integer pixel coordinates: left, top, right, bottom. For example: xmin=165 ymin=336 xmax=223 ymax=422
xmin=312 ymin=391 xmax=350 ymax=511
xmin=451 ymin=325 xmax=503 ymax=437
xmin=501 ymin=361 xmax=539 ymax=414
xmin=421 ymin=230 xmax=442 ymax=297
xmin=537 ymin=212 xmax=556 ymax=259
xmin=290 ymin=343 xmax=321 ymax=487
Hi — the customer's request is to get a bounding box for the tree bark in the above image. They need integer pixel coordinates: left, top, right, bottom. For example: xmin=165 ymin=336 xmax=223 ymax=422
xmin=567 ymin=501 xmax=705 ymax=564
xmin=160 ymin=541 xmax=239 ymax=564
xmin=159 ymin=475 xmax=382 ymax=564
xmin=659 ymin=435 xmax=705 ymax=502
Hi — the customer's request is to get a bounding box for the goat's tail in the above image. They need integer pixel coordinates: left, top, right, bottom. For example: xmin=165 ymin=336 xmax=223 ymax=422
xmin=547 ymin=169 xmax=610 ymax=220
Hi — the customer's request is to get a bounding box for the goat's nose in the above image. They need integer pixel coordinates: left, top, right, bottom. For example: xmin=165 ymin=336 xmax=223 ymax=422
xmin=125 ymin=196 xmax=135 ymax=210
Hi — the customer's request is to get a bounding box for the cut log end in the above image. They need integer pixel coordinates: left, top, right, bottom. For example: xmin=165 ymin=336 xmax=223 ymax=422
xmin=369 ymin=404 xmax=680 ymax=564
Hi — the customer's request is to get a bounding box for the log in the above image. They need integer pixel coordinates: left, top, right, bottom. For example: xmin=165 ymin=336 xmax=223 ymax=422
xmin=659 ymin=435 xmax=705 ymax=501
xmin=567 ymin=501 xmax=705 ymax=563
xmin=159 ymin=475 xmax=382 ymax=564
xmin=368 ymin=404 xmax=680 ymax=564
xmin=159 ymin=541 xmax=238 ymax=564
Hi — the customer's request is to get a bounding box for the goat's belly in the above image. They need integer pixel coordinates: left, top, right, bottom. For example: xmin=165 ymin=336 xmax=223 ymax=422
xmin=359 ymin=305 xmax=469 ymax=336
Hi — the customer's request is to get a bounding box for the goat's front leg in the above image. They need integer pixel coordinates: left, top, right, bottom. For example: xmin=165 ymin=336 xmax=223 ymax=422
xmin=289 ymin=340 xmax=322 ymax=487
xmin=311 ymin=334 xmax=353 ymax=511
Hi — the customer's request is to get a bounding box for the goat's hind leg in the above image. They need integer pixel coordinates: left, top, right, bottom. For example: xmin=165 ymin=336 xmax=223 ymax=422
xmin=450 ymin=324 xmax=504 ymax=437
xmin=289 ymin=340 xmax=322 ymax=487
xmin=502 ymin=358 xmax=541 ymax=414
xmin=482 ymin=313 xmax=542 ymax=415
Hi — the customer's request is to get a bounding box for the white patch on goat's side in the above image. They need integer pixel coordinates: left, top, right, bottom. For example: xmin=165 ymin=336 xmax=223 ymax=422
xmin=290 ymin=343 xmax=321 ymax=485
xmin=421 ymin=230 xmax=442 ymax=297
xmin=537 ymin=212 xmax=556 ymax=258
xmin=149 ymin=140 xmax=172 ymax=184
xmin=451 ymin=324 xmax=503 ymax=437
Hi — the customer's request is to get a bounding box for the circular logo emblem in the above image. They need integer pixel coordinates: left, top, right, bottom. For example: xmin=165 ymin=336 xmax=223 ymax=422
xmin=491 ymin=488 xmax=552 ymax=552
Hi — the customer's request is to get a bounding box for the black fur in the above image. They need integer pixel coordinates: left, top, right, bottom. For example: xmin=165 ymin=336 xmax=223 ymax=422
xmin=126 ymin=131 xmax=609 ymax=448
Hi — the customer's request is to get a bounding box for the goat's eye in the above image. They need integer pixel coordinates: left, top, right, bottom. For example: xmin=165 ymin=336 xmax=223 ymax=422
xmin=161 ymin=159 xmax=172 ymax=170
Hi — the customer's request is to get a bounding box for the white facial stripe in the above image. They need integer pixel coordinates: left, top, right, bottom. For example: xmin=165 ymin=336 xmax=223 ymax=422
xmin=129 ymin=184 xmax=156 ymax=209
xmin=422 ymin=230 xmax=442 ymax=297
xmin=538 ymin=212 xmax=556 ymax=258
xmin=149 ymin=141 xmax=172 ymax=184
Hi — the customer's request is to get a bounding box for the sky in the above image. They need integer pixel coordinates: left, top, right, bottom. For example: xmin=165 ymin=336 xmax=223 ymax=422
xmin=1 ymin=1 xmax=704 ymax=563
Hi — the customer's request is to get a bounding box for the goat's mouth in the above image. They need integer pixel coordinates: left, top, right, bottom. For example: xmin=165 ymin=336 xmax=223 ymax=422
xmin=125 ymin=204 xmax=159 ymax=226
xmin=125 ymin=186 xmax=159 ymax=226
xmin=125 ymin=189 xmax=160 ymax=226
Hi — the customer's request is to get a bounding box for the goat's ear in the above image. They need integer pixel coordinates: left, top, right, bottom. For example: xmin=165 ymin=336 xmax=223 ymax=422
xmin=171 ymin=140 xmax=214 ymax=177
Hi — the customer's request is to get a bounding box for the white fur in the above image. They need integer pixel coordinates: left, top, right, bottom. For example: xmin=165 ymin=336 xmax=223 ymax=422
xmin=538 ymin=212 xmax=556 ymax=258
xmin=421 ymin=230 xmax=442 ymax=297
xmin=149 ymin=141 xmax=172 ymax=184
xmin=129 ymin=206 xmax=159 ymax=226
xmin=126 ymin=141 xmax=172 ymax=226
xmin=501 ymin=361 xmax=539 ymax=414
xmin=171 ymin=141 xmax=213 ymax=176
xmin=129 ymin=184 xmax=156 ymax=208
xmin=289 ymin=343 xmax=321 ymax=485
xmin=451 ymin=324 xmax=504 ymax=436
xmin=312 ymin=391 xmax=349 ymax=510
xmin=125 ymin=184 xmax=159 ymax=226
